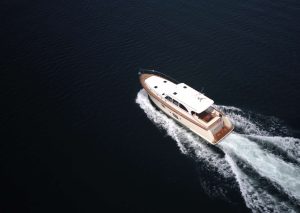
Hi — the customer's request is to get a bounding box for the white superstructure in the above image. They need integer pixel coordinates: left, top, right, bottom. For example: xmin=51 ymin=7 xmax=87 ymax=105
xmin=145 ymin=76 xmax=214 ymax=114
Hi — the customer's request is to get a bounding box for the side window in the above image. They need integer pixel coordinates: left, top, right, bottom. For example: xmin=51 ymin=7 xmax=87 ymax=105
xmin=179 ymin=103 xmax=188 ymax=112
xmin=165 ymin=96 xmax=172 ymax=102
xmin=173 ymin=99 xmax=179 ymax=106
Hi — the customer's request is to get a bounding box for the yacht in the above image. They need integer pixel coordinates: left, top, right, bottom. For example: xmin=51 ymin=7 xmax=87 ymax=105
xmin=138 ymin=69 xmax=234 ymax=144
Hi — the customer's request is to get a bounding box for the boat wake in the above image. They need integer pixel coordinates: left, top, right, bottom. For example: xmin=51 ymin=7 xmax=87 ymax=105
xmin=136 ymin=89 xmax=300 ymax=213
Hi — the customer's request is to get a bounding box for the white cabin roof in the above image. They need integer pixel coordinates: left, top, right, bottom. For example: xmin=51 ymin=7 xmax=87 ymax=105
xmin=145 ymin=75 xmax=214 ymax=113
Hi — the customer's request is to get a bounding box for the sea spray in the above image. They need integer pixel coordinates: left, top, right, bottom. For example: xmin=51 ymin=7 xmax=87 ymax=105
xmin=221 ymin=134 xmax=300 ymax=202
xmin=225 ymin=155 xmax=295 ymax=213
xmin=136 ymin=89 xmax=300 ymax=212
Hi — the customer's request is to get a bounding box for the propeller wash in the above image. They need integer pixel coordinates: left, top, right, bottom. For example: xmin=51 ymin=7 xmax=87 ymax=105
xmin=136 ymin=89 xmax=300 ymax=213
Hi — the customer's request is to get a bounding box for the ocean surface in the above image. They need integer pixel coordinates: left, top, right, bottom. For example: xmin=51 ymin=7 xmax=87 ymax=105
xmin=1 ymin=0 xmax=300 ymax=212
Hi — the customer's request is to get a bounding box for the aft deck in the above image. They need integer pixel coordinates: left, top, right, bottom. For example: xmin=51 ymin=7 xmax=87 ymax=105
xmin=213 ymin=125 xmax=233 ymax=144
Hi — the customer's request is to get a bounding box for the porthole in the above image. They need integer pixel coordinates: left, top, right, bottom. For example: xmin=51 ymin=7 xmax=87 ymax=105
xmin=173 ymin=92 xmax=177 ymax=95
xmin=154 ymin=86 xmax=158 ymax=88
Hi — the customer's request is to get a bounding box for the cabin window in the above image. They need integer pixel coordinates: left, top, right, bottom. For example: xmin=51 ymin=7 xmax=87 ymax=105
xmin=173 ymin=99 xmax=179 ymax=106
xmin=154 ymin=86 xmax=158 ymax=89
xmin=163 ymin=80 xmax=167 ymax=83
xmin=173 ymin=92 xmax=177 ymax=95
xmin=183 ymin=86 xmax=187 ymax=88
xmin=179 ymin=103 xmax=188 ymax=112
xmin=165 ymin=96 xmax=172 ymax=102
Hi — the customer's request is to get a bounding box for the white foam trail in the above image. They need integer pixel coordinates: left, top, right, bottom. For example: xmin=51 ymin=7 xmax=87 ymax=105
xmin=219 ymin=105 xmax=300 ymax=164
xmin=135 ymin=89 xmax=300 ymax=212
xmin=246 ymin=135 xmax=300 ymax=164
xmin=221 ymin=134 xmax=300 ymax=201
xmin=225 ymin=155 xmax=296 ymax=213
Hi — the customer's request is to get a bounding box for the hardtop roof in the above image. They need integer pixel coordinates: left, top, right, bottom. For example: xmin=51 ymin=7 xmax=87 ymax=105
xmin=145 ymin=75 xmax=214 ymax=113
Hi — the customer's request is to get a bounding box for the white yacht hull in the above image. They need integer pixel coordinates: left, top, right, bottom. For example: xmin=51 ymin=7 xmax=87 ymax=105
xmin=139 ymin=70 xmax=234 ymax=144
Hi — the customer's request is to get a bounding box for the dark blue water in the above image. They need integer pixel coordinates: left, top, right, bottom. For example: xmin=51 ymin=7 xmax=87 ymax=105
xmin=1 ymin=0 xmax=300 ymax=212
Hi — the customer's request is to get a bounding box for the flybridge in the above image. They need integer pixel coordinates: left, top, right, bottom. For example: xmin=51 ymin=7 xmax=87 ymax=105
xmin=145 ymin=75 xmax=214 ymax=113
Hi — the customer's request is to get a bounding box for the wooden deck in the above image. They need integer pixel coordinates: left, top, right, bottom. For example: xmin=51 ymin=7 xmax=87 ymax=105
xmin=139 ymin=73 xmax=154 ymax=83
xmin=213 ymin=125 xmax=233 ymax=144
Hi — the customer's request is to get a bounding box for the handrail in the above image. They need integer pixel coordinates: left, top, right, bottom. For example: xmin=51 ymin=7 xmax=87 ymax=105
xmin=138 ymin=68 xmax=180 ymax=84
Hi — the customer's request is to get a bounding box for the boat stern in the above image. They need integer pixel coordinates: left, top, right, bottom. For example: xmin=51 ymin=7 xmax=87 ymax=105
xmin=212 ymin=116 xmax=234 ymax=144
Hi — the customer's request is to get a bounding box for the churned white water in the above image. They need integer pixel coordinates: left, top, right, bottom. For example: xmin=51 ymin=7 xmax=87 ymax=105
xmin=136 ymin=89 xmax=300 ymax=212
